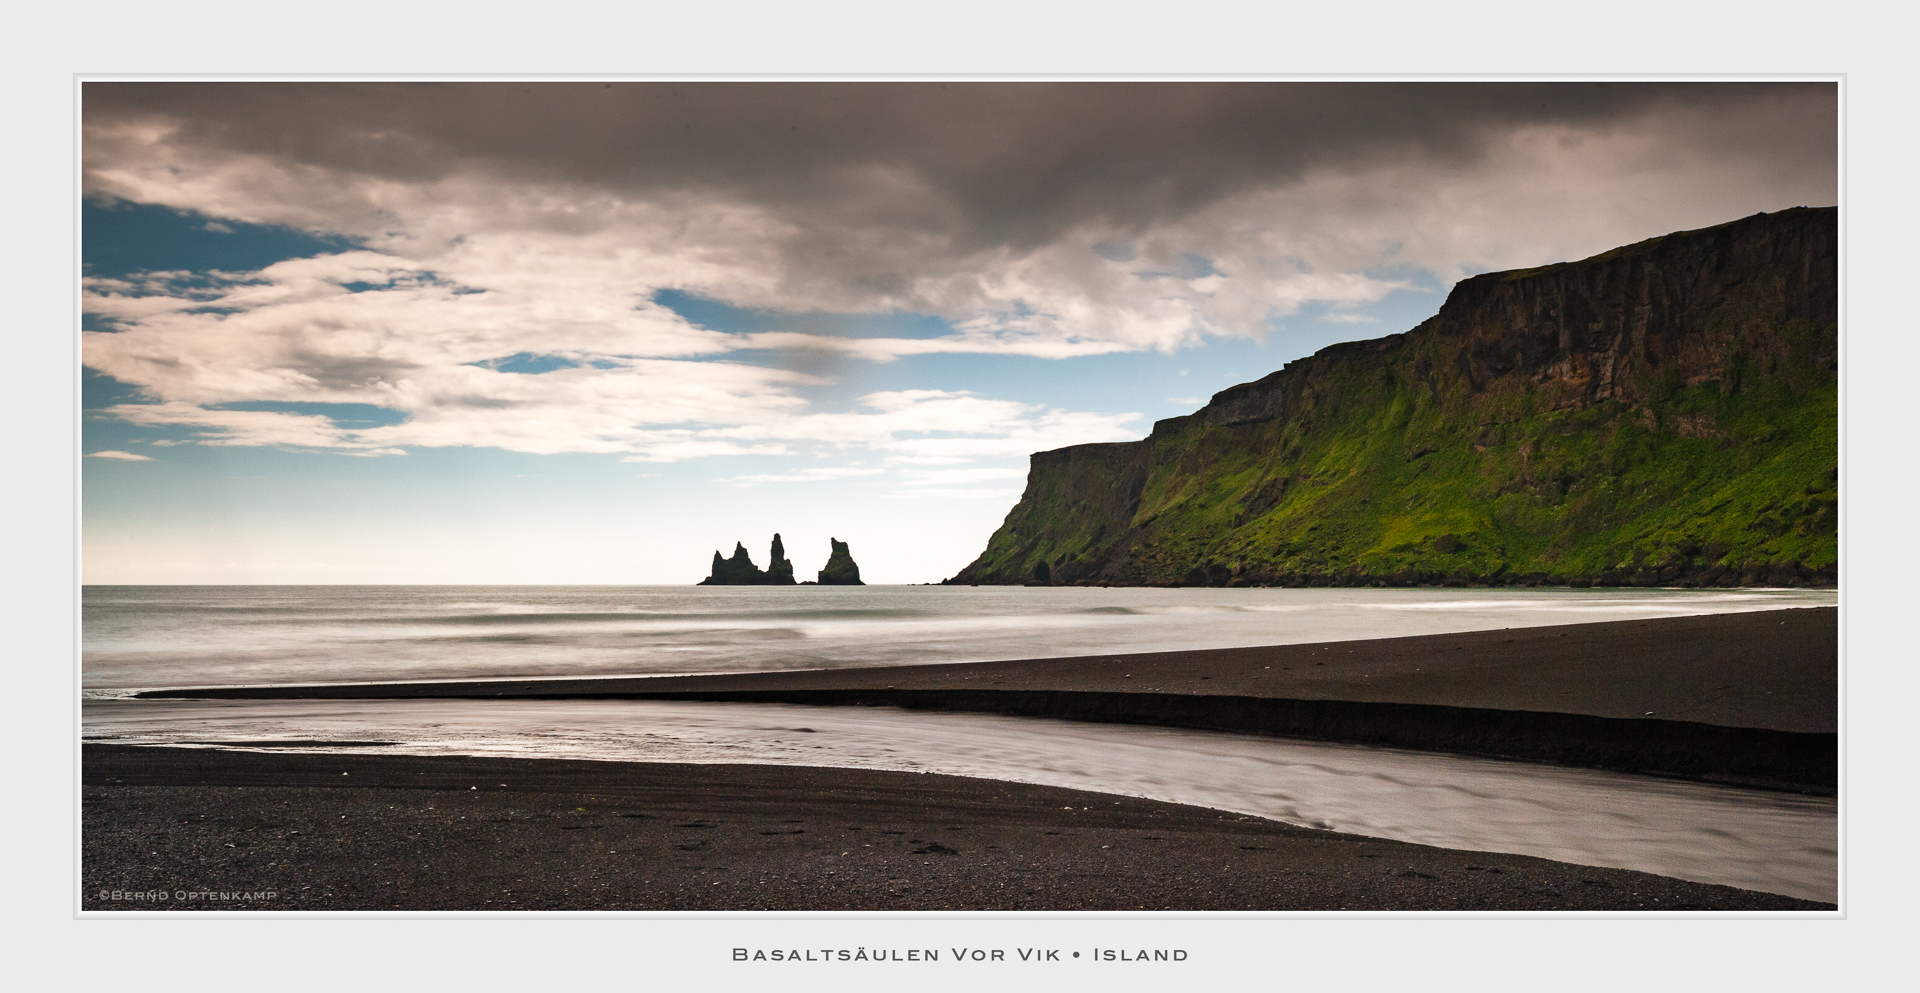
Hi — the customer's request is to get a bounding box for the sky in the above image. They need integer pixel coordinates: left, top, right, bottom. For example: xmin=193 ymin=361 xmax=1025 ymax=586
xmin=80 ymin=81 xmax=1838 ymax=585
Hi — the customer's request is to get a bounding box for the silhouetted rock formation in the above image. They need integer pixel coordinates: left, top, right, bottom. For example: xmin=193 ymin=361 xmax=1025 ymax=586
xmin=817 ymin=538 xmax=864 ymax=585
xmin=765 ymin=533 xmax=796 ymax=585
xmin=698 ymin=534 xmax=798 ymax=585
xmin=700 ymin=542 xmax=763 ymax=585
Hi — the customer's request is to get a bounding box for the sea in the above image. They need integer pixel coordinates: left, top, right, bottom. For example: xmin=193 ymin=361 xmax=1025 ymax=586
xmin=81 ymin=584 xmax=1836 ymax=693
xmin=81 ymin=584 xmax=1839 ymax=902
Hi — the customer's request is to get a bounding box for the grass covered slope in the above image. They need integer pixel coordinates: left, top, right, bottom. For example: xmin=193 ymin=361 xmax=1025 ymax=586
xmin=949 ymin=208 xmax=1837 ymax=588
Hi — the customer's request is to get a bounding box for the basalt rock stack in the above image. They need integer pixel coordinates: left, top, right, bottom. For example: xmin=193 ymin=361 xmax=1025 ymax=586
xmin=765 ymin=533 xmax=796 ymax=584
xmin=947 ymin=207 xmax=1838 ymax=589
xmin=698 ymin=534 xmax=797 ymax=585
xmin=817 ymin=538 xmax=865 ymax=585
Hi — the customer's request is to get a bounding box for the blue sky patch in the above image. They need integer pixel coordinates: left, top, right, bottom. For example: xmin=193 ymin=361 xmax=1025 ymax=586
xmin=83 ymin=368 xmax=146 ymax=408
xmin=656 ymin=289 xmax=956 ymax=340
xmin=83 ymin=198 xmax=358 ymax=278
xmin=469 ymin=353 xmax=582 ymax=375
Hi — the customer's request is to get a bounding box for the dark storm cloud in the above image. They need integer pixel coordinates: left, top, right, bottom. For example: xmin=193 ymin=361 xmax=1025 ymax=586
xmin=84 ymin=81 xmax=1836 ymax=252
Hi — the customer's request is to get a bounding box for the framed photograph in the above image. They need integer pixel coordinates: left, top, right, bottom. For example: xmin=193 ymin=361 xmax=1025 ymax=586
xmin=70 ymin=72 xmax=1851 ymax=976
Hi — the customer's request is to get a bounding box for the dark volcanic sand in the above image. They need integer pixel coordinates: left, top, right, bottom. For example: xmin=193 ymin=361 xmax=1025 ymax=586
xmin=641 ymin=606 xmax=1836 ymax=732
xmin=83 ymin=745 xmax=1828 ymax=912
xmin=148 ymin=608 xmax=1834 ymax=733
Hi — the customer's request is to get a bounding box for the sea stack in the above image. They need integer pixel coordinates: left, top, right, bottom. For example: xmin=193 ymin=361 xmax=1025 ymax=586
xmin=698 ymin=534 xmax=797 ymax=585
xmin=817 ymin=538 xmax=864 ymax=585
xmin=765 ymin=533 xmax=796 ymax=584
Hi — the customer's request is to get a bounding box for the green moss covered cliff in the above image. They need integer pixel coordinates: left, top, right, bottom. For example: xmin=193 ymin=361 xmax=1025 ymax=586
xmin=947 ymin=207 xmax=1838 ymax=588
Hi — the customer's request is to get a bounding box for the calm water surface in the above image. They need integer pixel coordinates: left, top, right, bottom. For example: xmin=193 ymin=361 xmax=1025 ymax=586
xmin=83 ymin=585 xmax=1835 ymax=692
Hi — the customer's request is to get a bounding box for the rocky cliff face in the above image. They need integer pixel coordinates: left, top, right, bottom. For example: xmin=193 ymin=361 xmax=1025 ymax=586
xmin=947 ymin=207 xmax=1837 ymax=589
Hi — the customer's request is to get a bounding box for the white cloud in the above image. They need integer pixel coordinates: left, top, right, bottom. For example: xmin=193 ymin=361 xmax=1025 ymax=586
xmin=724 ymin=466 xmax=886 ymax=485
xmin=738 ymin=330 xmax=1138 ymax=362
xmin=84 ymin=251 xmax=818 ymax=458
xmin=617 ymin=440 xmax=794 ymax=463
xmin=897 ymin=466 xmax=1028 ymax=486
xmin=86 ymin=255 xmax=1144 ymax=465
xmin=87 ymin=450 xmax=153 ymax=461
xmin=700 ymin=390 xmax=1142 ymax=461
xmin=104 ymin=402 xmax=368 ymax=450
xmin=882 ymin=487 xmax=1024 ymax=501
xmin=884 ymin=455 xmax=973 ymax=466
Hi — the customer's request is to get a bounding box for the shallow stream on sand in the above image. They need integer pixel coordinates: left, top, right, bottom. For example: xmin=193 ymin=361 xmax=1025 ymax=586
xmin=84 ymin=697 xmax=1837 ymax=903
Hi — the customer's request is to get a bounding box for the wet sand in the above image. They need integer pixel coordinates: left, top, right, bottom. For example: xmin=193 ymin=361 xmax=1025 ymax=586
xmin=141 ymin=608 xmax=1837 ymax=790
xmin=82 ymin=745 xmax=1829 ymax=912
xmin=625 ymin=606 xmax=1838 ymax=731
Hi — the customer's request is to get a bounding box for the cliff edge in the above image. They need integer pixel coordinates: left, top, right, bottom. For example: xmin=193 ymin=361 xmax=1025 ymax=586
xmin=947 ymin=207 xmax=1837 ymax=588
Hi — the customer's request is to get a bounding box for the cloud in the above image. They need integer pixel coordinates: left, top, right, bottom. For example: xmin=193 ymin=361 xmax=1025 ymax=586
xmin=81 ymin=82 xmax=1835 ymax=468
xmin=103 ymin=400 xmax=383 ymax=451
xmin=882 ymin=487 xmax=1024 ymax=501
xmin=82 ymin=81 xmax=1835 ymax=247
xmin=83 ymin=83 xmax=1833 ymax=350
xmin=83 ymin=250 xmax=821 ymax=457
xmin=617 ymin=440 xmax=793 ymax=463
xmin=896 ymin=466 xmax=1028 ymax=486
xmin=738 ymin=330 xmax=1140 ymax=362
xmin=85 ymin=252 xmax=1143 ymax=462
xmin=725 ymin=466 xmax=886 ymax=485
xmin=700 ymin=390 xmax=1142 ymax=461
xmin=87 ymin=450 xmax=153 ymax=461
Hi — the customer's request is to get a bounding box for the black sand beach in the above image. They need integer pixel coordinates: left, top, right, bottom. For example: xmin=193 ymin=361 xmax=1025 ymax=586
xmin=633 ymin=606 xmax=1838 ymax=732
xmin=141 ymin=607 xmax=1838 ymax=791
xmin=82 ymin=745 xmax=1828 ymax=911
xmin=92 ymin=607 xmax=1838 ymax=911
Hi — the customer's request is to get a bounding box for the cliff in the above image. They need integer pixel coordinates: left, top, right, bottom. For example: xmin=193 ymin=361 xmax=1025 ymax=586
xmin=947 ymin=207 xmax=1838 ymax=588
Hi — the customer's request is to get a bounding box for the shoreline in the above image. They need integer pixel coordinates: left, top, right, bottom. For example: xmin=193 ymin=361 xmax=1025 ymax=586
xmin=135 ymin=607 xmax=1838 ymax=791
xmin=82 ymin=744 xmax=1831 ymax=912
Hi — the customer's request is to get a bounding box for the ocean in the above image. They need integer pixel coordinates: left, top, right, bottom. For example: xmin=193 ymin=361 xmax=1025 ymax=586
xmin=82 ymin=584 xmax=1836 ymax=693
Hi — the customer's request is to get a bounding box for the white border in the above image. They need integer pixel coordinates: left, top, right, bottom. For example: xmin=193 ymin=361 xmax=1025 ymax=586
xmin=17 ymin=1 xmax=1913 ymax=988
